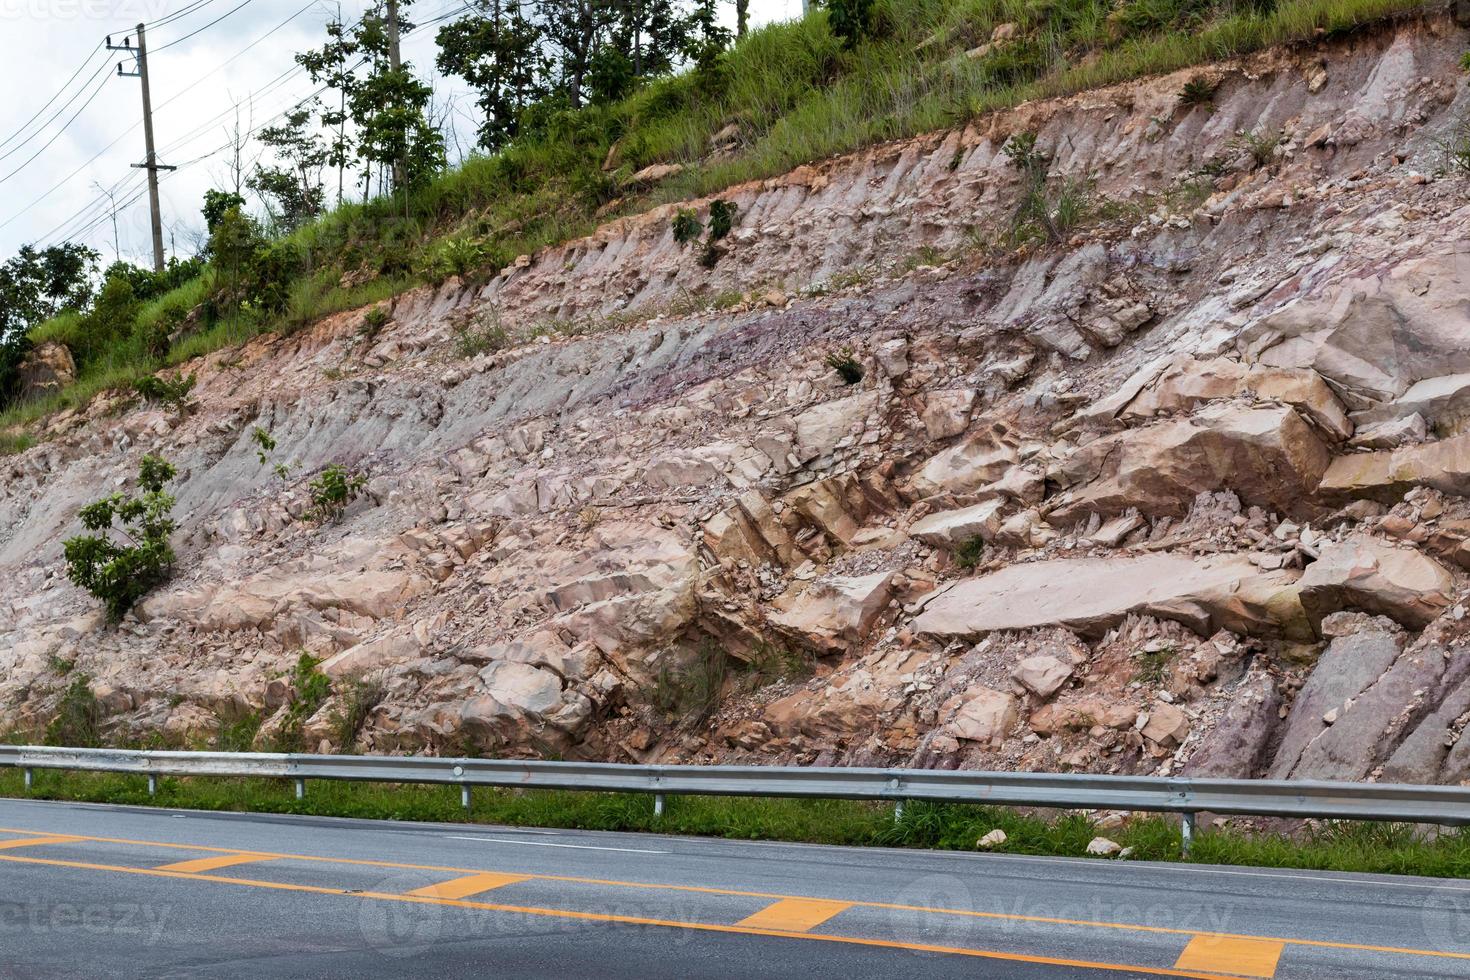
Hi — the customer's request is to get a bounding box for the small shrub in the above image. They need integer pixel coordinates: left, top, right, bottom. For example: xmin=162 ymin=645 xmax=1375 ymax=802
xmin=1433 ymin=112 xmax=1470 ymax=178
xmin=1461 ymin=51 xmax=1470 ymax=73
xmin=360 ymin=305 xmax=392 ymax=339
xmin=251 ymin=426 xmax=291 ymax=482
xmin=652 ymin=639 xmax=729 ymax=721
xmin=272 ymin=653 xmax=332 ymax=752
xmin=214 ymin=710 xmax=263 ymax=752
xmin=1134 ymin=644 xmax=1176 ymax=685
xmin=826 ymin=348 xmax=864 ymax=384
xmin=954 ymin=536 xmax=987 ymax=570
xmin=672 ymin=207 xmax=702 ymax=245
xmin=306 ymin=463 xmax=367 ymax=524
xmin=707 ymin=199 xmax=739 ymax=241
xmin=1 ymin=431 xmax=36 ymax=456
xmin=745 ymin=641 xmax=812 ymax=688
xmin=1178 ymin=76 xmax=1216 ymax=108
xmin=133 ymin=373 xmax=196 ymax=414
xmin=63 ymin=454 xmax=177 ymax=620
xmin=1232 ymin=127 xmax=1284 ymax=169
xmin=578 ymin=505 xmax=602 ymax=530
xmin=454 ymin=313 xmax=511 ymax=358
xmin=44 ymin=675 xmax=104 ymax=748
xmin=330 ymin=675 xmax=387 ymax=751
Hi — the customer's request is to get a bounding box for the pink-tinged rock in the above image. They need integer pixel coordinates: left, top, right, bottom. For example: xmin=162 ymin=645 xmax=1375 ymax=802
xmin=913 ymin=553 xmax=1306 ymax=640
xmin=945 ymin=687 xmax=1017 ymax=746
xmin=908 ymin=499 xmax=1006 ymax=548
xmin=1297 ymin=534 xmax=1453 ymax=629
xmin=1011 ymin=655 xmax=1072 ymax=699
xmin=1052 ymin=404 xmax=1332 ymax=521
xmin=769 ymin=571 xmax=895 ymax=654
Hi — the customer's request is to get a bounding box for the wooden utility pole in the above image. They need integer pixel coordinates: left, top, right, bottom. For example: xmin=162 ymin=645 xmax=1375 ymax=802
xmin=385 ymin=0 xmax=406 ymax=192
xmin=108 ymin=24 xmax=175 ymax=272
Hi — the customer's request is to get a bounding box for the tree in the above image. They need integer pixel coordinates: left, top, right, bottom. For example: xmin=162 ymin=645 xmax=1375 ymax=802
xmin=63 ymin=454 xmax=178 ymax=621
xmin=248 ymin=104 xmax=329 ymax=232
xmin=0 ymin=243 xmax=99 ymax=340
xmin=436 ymin=0 xmax=547 ymax=150
xmin=344 ymin=2 xmax=445 ymax=194
xmin=295 ymin=6 xmax=360 ymax=204
xmin=202 ymin=189 xmax=247 ymax=234
xmin=823 ymin=0 xmax=875 ymax=49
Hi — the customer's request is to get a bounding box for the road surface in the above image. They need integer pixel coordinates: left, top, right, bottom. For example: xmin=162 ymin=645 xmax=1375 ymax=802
xmin=0 ymin=797 xmax=1466 ymax=978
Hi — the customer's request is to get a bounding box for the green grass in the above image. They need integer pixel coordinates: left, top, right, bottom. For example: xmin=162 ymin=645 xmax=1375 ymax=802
xmin=4 ymin=768 xmax=1470 ymax=878
xmin=1 ymin=0 xmax=1438 ymax=443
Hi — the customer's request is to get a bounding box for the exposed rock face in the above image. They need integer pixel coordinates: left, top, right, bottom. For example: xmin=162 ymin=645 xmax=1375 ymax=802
xmin=1051 ymin=405 xmax=1332 ymax=521
xmin=1 ymin=17 xmax=1468 ymax=791
xmin=913 ymin=554 xmax=1302 ymax=640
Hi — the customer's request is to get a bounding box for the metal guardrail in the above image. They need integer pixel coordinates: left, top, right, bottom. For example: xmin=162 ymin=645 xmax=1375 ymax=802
xmin=4 ymin=745 xmax=1467 ymax=854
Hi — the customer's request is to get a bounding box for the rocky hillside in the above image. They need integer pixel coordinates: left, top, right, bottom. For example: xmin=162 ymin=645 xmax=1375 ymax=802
xmin=5 ymin=11 xmax=1470 ymax=786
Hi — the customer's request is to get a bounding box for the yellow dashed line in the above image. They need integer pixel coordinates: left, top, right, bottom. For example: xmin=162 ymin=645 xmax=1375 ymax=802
xmin=406 ymin=872 xmax=530 ymax=899
xmin=1175 ymin=935 xmax=1285 ymax=978
xmin=0 ymin=851 xmax=1251 ymax=980
xmin=738 ymin=898 xmax=853 ymax=932
xmin=154 ymin=853 xmax=278 ymax=874
xmin=0 ymin=835 xmax=75 ymax=850
xmin=0 ymin=824 xmax=1462 ymax=965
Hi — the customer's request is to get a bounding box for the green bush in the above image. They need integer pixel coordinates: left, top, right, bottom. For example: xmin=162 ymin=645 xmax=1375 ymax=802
xmin=672 ymin=207 xmax=703 ymax=244
xmin=707 ymin=199 xmax=739 ymax=240
xmin=44 ymin=676 xmax=104 ymax=748
xmin=62 ymin=454 xmax=177 ymax=621
xmin=307 ymin=463 xmax=367 ymax=523
xmin=1178 ymin=75 xmax=1217 ymax=108
xmin=133 ymin=373 xmax=196 ymax=413
xmin=271 ymin=653 xmax=332 ymax=752
xmin=826 ymin=348 xmax=864 ymax=384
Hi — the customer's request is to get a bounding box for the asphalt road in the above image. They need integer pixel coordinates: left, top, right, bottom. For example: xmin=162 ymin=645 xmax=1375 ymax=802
xmin=0 ymin=798 xmax=1467 ymax=979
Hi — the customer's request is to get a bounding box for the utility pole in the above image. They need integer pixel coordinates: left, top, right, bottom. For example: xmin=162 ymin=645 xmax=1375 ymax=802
xmin=385 ymin=0 xmax=406 ymax=193
xmin=107 ymin=24 xmax=174 ymax=272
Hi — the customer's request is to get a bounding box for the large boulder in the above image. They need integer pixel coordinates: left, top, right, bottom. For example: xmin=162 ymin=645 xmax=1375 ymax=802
xmin=1010 ymin=655 xmax=1072 ymax=699
xmin=1121 ymin=357 xmax=1351 ymax=441
xmin=1184 ymin=673 xmax=1282 ymax=777
xmin=15 ymin=342 xmax=76 ymax=401
xmin=944 ymin=687 xmax=1017 ymax=746
xmin=1319 ymin=432 xmax=1470 ymax=501
xmin=1051 ymin=404 xmax=1332 ymax=521
xmin=1238 ymin=250 xmax=1470 ymax=408
xmin=1297 ymin=535 xmax=1453 ymax=630
xmin=768 ymin=571 xmax=894 ymax=654
xmin=907 ymin=499 xmax=1006 ymax=548
xmin=913 ymin=553 xmax=1306 ymax=640
xmin=910 ymin=422 xmax=1020 ymax=496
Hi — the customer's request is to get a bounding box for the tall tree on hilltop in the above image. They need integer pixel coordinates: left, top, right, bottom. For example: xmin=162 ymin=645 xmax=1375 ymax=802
xmin=295 ymin=6 xmax=360 ymax=205
xmin=436 ymin=0 xmax=548 ymax=150
xmin=247 ymin=103 xmax=330 ymax=232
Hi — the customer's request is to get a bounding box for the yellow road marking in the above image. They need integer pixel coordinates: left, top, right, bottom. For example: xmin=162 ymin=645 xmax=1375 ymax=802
xmin=0 ymin=835 xmax=74 ymax=850
xmin=406 ymin=872 xmax=530 ymax=899
xmin=739 ymin=898 xmax=853 ymax=932
xmin=0 ymin=851 xmax=1248 ymax=980
xmin=0 ymin=825 xmax=1461 ymax=964
xmin=1175 ymin=935 xmax=1284 ymax=978
xmin=154 ymin=853 xmax=278 ymax=874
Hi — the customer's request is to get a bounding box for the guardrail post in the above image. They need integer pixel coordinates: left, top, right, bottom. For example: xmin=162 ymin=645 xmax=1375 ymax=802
xmin=1181 ymin=812 xmax=1196 ymax=857
xmin=22 ymin=768 xmax=31 ymax=791
xmin=461 ymin=785 xmax=471 ymax=813
xmin=294 ymin=778 xmax=306 ymax=801
xmin=894 ymin=799 xmax=906 ymax=822
xmin=147 ymin=774 xmax=157 ymax=797
xmin=654 ymin=793 xmax=665 ymax=819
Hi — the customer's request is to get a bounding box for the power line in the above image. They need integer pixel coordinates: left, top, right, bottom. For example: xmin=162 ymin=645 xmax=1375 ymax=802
xmin=154 ymin=0 xmax=259 ymax=53
xmin=0 ymin=57 xmax=113 ymax=166
xmin=0 ymin=42 xmax=106 ymax=155
xmin=0 ymin=69 xmax=116 ymax=188
xmin=146 ymin=0 xmax=222 ymax=29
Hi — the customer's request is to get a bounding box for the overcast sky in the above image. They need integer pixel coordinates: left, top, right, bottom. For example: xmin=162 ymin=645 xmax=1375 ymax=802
xmin=0 ymin=0 xmax=800 ymax=265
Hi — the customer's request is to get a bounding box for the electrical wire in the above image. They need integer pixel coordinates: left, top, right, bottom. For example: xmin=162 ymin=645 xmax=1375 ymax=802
xmin=0 ymin=56 xmax=114 ymax=166
xmin=0 ymin=42 xmax=106 ymax=154
xmin=145 ymin=0 xmax=221 ymax=30
xmin=0 ymin=69 xmax=117 ymax=188
xmin=154 ymin=0 xmax=259 ymax=53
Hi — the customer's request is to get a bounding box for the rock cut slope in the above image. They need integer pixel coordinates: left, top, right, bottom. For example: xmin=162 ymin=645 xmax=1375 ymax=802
xmin=5 ymin=12 xmax=1470 ymax=787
